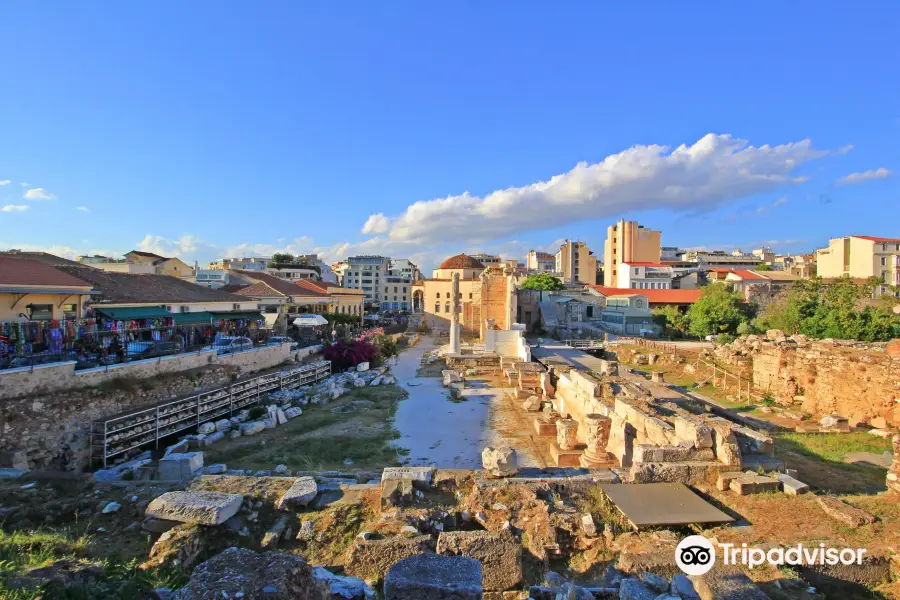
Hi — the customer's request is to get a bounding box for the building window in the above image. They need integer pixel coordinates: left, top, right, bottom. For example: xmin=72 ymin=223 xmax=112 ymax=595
xmin=445 ymin=302 xmax=450 ymax=313
xmin=882 ymin=257 xmax=887 ymax=266
xmin=469 ymin=293 xmax=473 ymax=299
xmin=634 ymin=267 xmax=639 ymax=275
xmin=435 ymin=303 xmax=440 ymax=313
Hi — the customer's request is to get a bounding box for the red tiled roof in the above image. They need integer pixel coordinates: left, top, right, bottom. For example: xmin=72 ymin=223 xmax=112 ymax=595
xmin=231 ymin=282 xmax=286 ymax=298
xmin=587 ymin=285 xmax=703 ymax=304
xmin=219 ymin=284 xmax=249 ymax=293
xmin=126 ymin=250 xmax=165 ymax=259
xmin=232 ymin=270 xmax=327 ymax=297
xmin=295 ymin=279 xmax=330 ymax=293
xmin=854 ymin=235 xmax=900 ymax=243
xmin=0 ymin=256 xmax=93 ymax=288
xmin=55 ymin=266 xmax=248 ymax=303
xmin=439 ymin=254 xmax=485 ymax=270
xmin=727 ymin=270 xmax=769 ymax=281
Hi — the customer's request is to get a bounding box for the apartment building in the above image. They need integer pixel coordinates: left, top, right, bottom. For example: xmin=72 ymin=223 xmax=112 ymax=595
xmin=340 ymin=255 xmax=392 ymax=308
xmin=603 ymin=220 xmax=661 ymax=287
xmin=555 ymin=240 xmax=598 ymax=285
xmin=526 ymin=250 xmax=556 ymax=273
xmin=470 ymin=253 xmax=502 ymax=266
xmin=817 ymin=235 xmax=900 ymax=292
xmin=208 ymin=257 xmax=268 ymax=271
xmin=616 ymin=262 xmax=674 ymax=289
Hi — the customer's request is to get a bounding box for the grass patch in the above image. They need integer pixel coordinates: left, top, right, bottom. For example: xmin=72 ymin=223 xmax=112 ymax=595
xmin=204 ymin=384 xmax=410 ymax=471
xmin=777 ymin=432 xmax=892 ymax=462
xmin=0 ymin=529 xmax=186 ymax=600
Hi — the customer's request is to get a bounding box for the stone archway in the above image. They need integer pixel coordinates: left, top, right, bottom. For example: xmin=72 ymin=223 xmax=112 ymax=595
xmin=413 ymin=289 xmax=424 ymax=313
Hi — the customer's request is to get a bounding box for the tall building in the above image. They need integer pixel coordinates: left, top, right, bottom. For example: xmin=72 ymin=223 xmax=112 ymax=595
xmin=470 ymin=253 xmax=501 ymax=266
xmin=341 ymin=255 xmax=394 ymax=309
xmin=816 ymin=235 xmax=900 ymax=292
xmin=603 ymin=220 xmax=661 ymax=287
xmin=526 ymin=250 xmax=556 ymax=273
xmin=555 ymin=240 xmax=598 ymax=285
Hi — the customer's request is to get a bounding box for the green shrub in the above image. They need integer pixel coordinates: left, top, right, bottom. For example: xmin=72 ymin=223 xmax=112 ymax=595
xmin=247 ymin=406 xmax=267 ymax=420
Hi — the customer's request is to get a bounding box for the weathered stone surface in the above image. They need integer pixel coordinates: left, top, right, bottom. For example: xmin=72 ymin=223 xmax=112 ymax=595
xmin=774 ymin=473 xmax=809 ymax=495
xmin=285 ymin=407 xmax=303 ymax=419
xmin=633 ymin=444 xmax=715 ymax=464
xmin=816 ymin=496 xmax=877 ymax=526
xmin=312 ymin=567 xmax=374 ymax=599
xmin=619 ymin=578 xmax=657 ymax=600
xmin=708 ymin=420 xmax=743 ymax=467
xmin=481 ymin=446 xmax=519 ymax=478
xmin=690 ymin=565 xmax=768 ymax=600
xmin=345 ymin=535 xmax=433 ymax=581
xmin=581 ymin=413 xmax=612 ymax=466
xmin=147 ymin=524 xmax=210 ymax=570
xmin=146 ymin=491 xmax=243 ymax=526
xmin=173 ymin=547 xmax=329 ymax=600
xmin=381 ymin=478 xmax=415 ymax=509
xmin=728 ymin=473 xmax=781 ymax=496
xmin=674 ymin=417 xmax=714 ymax=449
xmin=556 ymin=418 xmax=578 ymax=451
xmin=436 ymin=530 xmax=522 ymax=591
xmin=261 ymin=515 xmax=291 ymax=550
xmin=276 ymin=476 xmax=318 ymax=510
xmin=159 ymin=452 xmax=204 ymax=481
xmin=383 ymin=553 xmax=482 ymax=600
xmin=240 ymin=420 xmax=266 ymax=436
xmin=716 ymin=472 xmax=745 ymax=492
xmin=382 ymin=466 xmax=435 ymax=490
xmin=521 ymin=395 xmax=542 ymax=411
xmin=198 ymin=422 xmax=216 ymax=435
xmin=670 ymin=574 xmax=700 ymax=599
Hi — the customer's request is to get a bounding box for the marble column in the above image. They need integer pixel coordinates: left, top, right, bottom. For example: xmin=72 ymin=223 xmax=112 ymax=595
xmin=580 ymin=414 xmax=612 ymax=467
xmin=450 ymin=271 xmax=461 ymax=354
xmin=556 ymin=418 xmax=579 ymax=451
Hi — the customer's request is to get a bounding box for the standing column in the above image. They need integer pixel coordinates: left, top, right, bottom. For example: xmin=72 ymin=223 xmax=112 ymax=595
xmin=580 ymin=414 xmax=612 ymax=468
xmin=450 ymin=272 xmax=461 ymax=353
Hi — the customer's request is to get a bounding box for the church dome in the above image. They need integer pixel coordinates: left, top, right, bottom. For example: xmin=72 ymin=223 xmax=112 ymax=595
xmin=438 ymin=254 xmax=485 ymax=270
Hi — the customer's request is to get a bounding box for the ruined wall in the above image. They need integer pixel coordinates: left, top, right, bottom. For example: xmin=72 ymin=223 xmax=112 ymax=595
xmin=0 ymin=345 xmax=291 ymax=400
xmin=716 ymin=333 xmax=900 ymax=426
xmin=0 ymin=344 xmax=305 ymax=471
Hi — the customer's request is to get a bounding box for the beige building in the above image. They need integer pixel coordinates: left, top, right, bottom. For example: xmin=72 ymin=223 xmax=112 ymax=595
xmin=603 ymin=220 xmax=661 ymax=287
xmin=525 ymin=250 xmax=556 ymax=273
xmin=121 ymin=251 xmax=195 ymax=279
xmin=413 ymin=254 xmax=516 ymax=338
xmin=816 ymin=236 xmax=900 ymax=291
xmin=555 ymin=240 xmax=598 ymax=285
xmin=0 ymin=256 xmax=94 ymax=321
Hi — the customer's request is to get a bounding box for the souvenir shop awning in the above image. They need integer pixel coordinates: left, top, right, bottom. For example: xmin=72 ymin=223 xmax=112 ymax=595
xmin=209 ymin=311 xmax=266 ymax=322
xmin=171 ymin=311 xmax=215 ymax=324
xmin=94 ymin=306 xmax=171 ymax=320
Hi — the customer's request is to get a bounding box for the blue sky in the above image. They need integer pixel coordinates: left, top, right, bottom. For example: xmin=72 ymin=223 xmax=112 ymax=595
xmin=1 ymin=2 xmax=897 ymax=271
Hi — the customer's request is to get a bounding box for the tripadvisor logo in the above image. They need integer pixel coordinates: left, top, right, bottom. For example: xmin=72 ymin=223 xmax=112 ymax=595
xmin=676 ymin=535 xmax=868 ymax=575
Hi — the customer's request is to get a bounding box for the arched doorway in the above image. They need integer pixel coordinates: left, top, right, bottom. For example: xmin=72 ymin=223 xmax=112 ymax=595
xmin=412 ymin=289 xmax=424 ymax=313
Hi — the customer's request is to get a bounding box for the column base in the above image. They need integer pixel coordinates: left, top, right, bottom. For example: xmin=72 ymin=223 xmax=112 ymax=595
xmin=550 ymin=443 xmax=585 ymax=467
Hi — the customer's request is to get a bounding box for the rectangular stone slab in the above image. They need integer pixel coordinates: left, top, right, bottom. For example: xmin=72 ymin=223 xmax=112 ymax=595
xmin=775 ymin=473 xmax=810 ymax=495
xmin=381 ymin=466 xmax=435 ymax=490
xmin=145 ymin=491 xmax=243 ymax=525
xmin=599 ymin=482 xmax=733 ymax=529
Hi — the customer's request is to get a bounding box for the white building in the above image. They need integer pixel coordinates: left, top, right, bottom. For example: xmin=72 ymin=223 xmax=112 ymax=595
xmin=340 ymin=255 xmax=391 ymax=308
xmin=209 ymin=257 xmax=269 ymax=271
xmin=617 ymin=262 xmax=675 ymax=290
xmin=194 ymin=269 xmax=232 ymax=289
xmin=526 ymin=250 xmax=556 ymax=273
xmin=389 ymin=258 xmax=420 ymax=282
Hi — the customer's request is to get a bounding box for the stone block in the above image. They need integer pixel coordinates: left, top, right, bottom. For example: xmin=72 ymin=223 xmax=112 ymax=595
xmin=643 ymin=417 xmax=676 ymax=446
xmin=820 ymin=414 xmax=850 ymax=432
xmin=240 ymin=420 xmax=266 ymax=436
xmin=158 ymin=452 xmax=204 ymax=481
xmin=728 ymin=473 xmax=782 ymax=496
xmin=533 ymin=417 xmax=557 ymax=436
xmin=691 ymin=565 xmax=768 ymax=600
xmin=145 ymin=491 xmax=243 ymax=525
xmin=345 ymin=535 xmax=434 ymax=581
xmin=381 ymin=478 xmax=415 ymax=509
xmin=197 ymin=422 xmax=216 ymax=435
xmin=674 ymin=417 xmax=714 ymax=449
xmin=481 ymin=447 xmax=519 ymax=477
xmin=163 ymin=439 xmax=189 ymax=457
xmin=521 ymin=395 xmax=541 ymax=411
xmin=816 ymin=496 xmax=877 ymax=526
xmin=550 ymin=443 xmax=585 ymax=467
xmin=619 ymin=578 xmax=656 ymax=600
xmin=214 ymin=419 xmax=232 ymax=432
xmin=715 ymin=471 xmax=745 ymax=492
xmin=357 ymin=362 xmax=370 ymax=372
xmin=650 ymin=371 xmax=665 ymax=383
xmin=383 ymin=553 xmax=482 ymax=600
xmin=437 ymin=530 xmax=522 ymax=591
xmin=734 ymin=427 xmax=775 ymax=457
xmin=775 ymin=473 xmax=809 ymax=495
xmin=634 ymin=444 xmax=716 ymax=464
xmin=276 ymin=476 xmax=318 ymax=510
xmin=285 ymin=407 xmax=303 ymax=419
xmin=382 ymin=466 xmax=435 ymax=490
xmin=0 ymin=451 xmax=30 ymax=471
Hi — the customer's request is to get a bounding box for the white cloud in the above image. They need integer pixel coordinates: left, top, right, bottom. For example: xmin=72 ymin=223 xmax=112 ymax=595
xmin=75 ymin=206 xmax=90 ymax=212
xmin=19 ymin=182 xmax=30 ymax=187
xmin=374 ymin=134 xmax=827 ymax=248
xmin=756 ymin=195 xmax=789 ymax=215
xmin=835 ymin=168 xmax=892 ymax=185
xmin=361 ymin=213 xmax=390 ymax=235
xmin=136 ymin=234 xmax=217 ymax=259
xmin=24 ymin=187 xmax=56 ymax=200
xmin=222 ymin=237 xmax=316 ymax=259
xmin=0 ymin=180 xmax=11 ymax=186
xmin=1 ymin=205 xmax=30 ymax=213
xmin=772 ymin=196 xmax=788 ymax=207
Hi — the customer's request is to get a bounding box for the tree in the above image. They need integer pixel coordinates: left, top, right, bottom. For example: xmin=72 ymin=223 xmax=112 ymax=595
xmin=268 ymin=253 xmax=295 ymax=267
xmin=755 ymin=263 xmax=773 ymax=271
xmin=519 ymin=273 xmax=565 ymax=292
xmin=652 ymin=305 xmax=690 ymax=337
xmin=686 ymin=284 xmax=751 ymax=337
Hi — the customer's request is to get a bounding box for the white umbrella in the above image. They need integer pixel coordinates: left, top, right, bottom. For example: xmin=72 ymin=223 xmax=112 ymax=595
xmin=292 ymin=314 xmax=329 ymax=327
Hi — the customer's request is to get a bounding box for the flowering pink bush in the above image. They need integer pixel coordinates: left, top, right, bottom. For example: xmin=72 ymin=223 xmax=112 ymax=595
xmin=323 ymin=339 xmax=378 ymax=371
